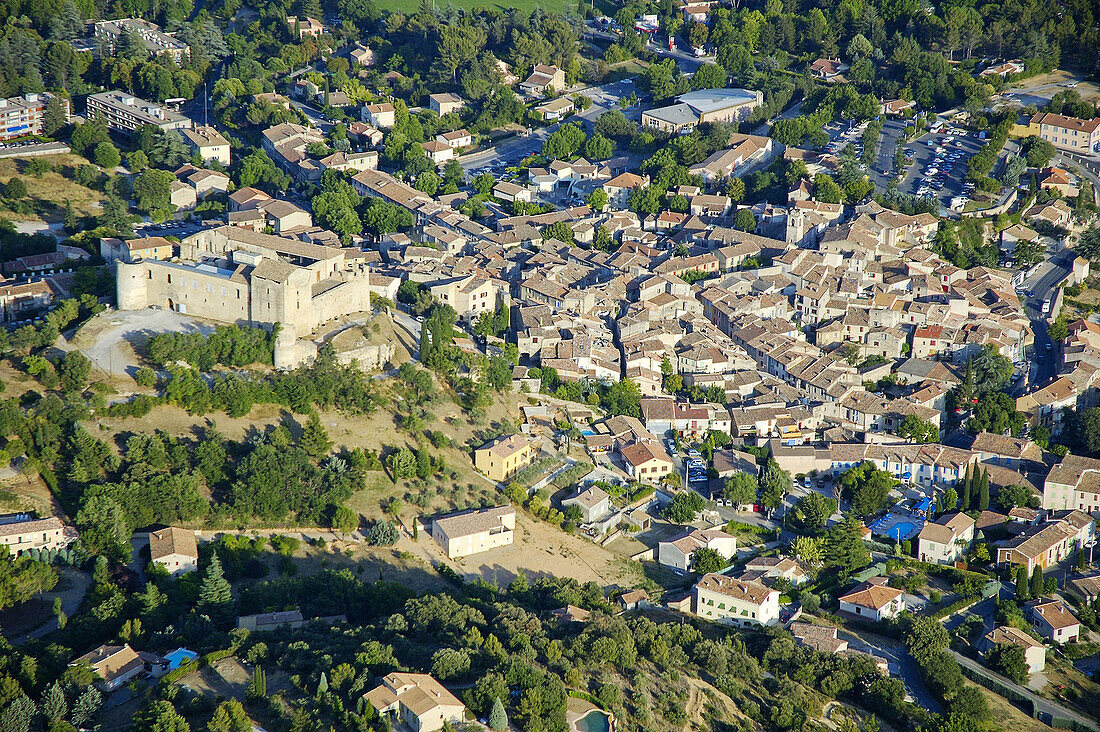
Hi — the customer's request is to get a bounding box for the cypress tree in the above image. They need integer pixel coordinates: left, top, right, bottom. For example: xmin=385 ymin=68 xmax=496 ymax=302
xmin=1015 ymin=565 xmax=1029 ymax=599
xmin=42 ymin=682 xmax=67 ymax=723
xmin=488 ymin=697 xmax=508 ymax=731
xmin=317 ymin=671 xmax=329 ymax=696
xmin=197 ymin=553 xmax=234 ymax=625
xmin=247 ymin=666 xmax=267 ymax=701
xmin=978 ymin=468 xmax=990 ymax=511
xmin=959 ymin=465 xmax=971 ymax=511
xmin=1030 ymin=565 xmax=1044 ymax=598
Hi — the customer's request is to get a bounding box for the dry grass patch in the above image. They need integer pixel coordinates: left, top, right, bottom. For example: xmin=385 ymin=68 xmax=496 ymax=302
xmin=0 ymin=154 xmax=106 ymax=222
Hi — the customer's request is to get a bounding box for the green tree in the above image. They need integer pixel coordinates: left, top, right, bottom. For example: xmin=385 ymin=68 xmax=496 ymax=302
xmin=663 ymin=491 xmax=705 ymax=522
xmin=127 ymin=149 xmax=149 ymax=171
xmin=899 ymin=415 xmax=938 ymax=443
xmin=134 ymin=700 xmax=189 ymax=732
xmin=75 ymin=495 xmax=131 ymax=560
xmin=1015 ymin=565 xmax=1029 ymax=599
xmin=488 ymin=697 xmax=508 ymax=731
xmin=197 ymin=554 xmax=234 ymax=625
xmin=733 ymin=208 xmax=756 ymax=232
xmin=1030 ymin=565 xmax=1044 ymax=598
xmin=367 ymin=520 xmax=400 ymax=545
xmin=959 ymin=465 xmax=972 ymax=511
xmin=977 ymin=467 xmax=990 ymax=511
xmin=584 ymin=134 xmax=613 ymax=160
xmin=723 ymin=471 xmax=758 ymax=507
xmin=246 ymin=666 xmax=266 ymax=701
xmin=299 ymin=412 xmax=333 ymax=459
xmin=824 ymin=513 xmax=871 ymax=577
xmin=59 ymin=350 xmax=91 ymax=392
xmin=691 ymin=547 xmax=726 ymax=573
xmin=42 ymin=684 xmax=66 ymax=724
xmin=986 ymin=643 xmax=1028 ymax=683
xmin=586 ymin=188 xmax=608 ymax=210
xmin=838 ymin=461 xmax=896 ymax=518
xmin=93 ymin=141 xmax=121 ymax=169
xmin=4 ymin=177 xmax=27 ymax=199
xmin=207 ymin=700 xmax=250 ymax=732
xmin=331 ymin=505 xmax=358 ymax=534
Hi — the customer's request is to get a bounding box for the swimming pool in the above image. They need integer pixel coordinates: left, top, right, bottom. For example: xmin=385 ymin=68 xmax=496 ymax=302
xmin=885 ymin=521 xmax=918 ymax=541
xmin=574 ymin=710 xmax=611 ymax=732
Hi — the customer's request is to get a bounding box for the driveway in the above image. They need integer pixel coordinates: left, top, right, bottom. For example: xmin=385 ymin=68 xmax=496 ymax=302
xmin=838 ymin=626 xmax=943 ymax=713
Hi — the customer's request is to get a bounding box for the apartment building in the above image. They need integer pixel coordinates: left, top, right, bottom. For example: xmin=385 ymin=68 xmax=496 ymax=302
xmin=1035 ymin=112 xmax=1100 ymax=154
xmin=0 ymin=93 xmax=68 ymax=140
xmin=93 ymin=18 xmax=189 ymax=61
xmin=431 ymin=506 xmax=516 ymax=559
xmin=693 ymin=573 xmax=780 ymax=627
xmin=1042 ymin=453 xmax=1100 ymax=514
xmin=86 ymin=91 xmax=192 ymax=134
xmin=996 ymin=510 xmax=1095 ymax=574
xmin=473 ymin=434 xmax=536 ymax=482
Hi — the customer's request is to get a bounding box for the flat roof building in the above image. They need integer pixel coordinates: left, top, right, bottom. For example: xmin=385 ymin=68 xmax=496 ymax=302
xmin=86 ymin=91 xmax=192 ymax=134
xmin=642 ymin=88 xmax=763 ymax=134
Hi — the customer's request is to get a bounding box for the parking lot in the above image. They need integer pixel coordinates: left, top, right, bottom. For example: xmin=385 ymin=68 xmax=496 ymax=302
xmin=868 ymin=118 xmax=908 ymax=190
xmin=896 ymin=127 xmax=984 ymax=208
xmin=821 ymin=119 xmax=869 ymax=157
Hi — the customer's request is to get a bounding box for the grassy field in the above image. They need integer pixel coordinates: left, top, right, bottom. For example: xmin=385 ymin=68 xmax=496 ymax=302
xmin=0 ymin=154 xmax=106 ymax=223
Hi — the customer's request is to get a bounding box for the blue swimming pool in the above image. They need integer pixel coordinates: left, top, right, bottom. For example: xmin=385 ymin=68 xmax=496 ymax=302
xmin=885 ymin=521 xmax=919 ymax=541
xmin=574 ymin=711 xmax=611 ymax=732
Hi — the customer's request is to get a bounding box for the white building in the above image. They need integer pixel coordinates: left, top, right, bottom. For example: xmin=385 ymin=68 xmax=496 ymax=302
xmin=561 ymin=485 xmax=611 ymax=523
xmin=364 ymin=673 xmax=466 ymax=732
xmin=431 ymin=506 xmax=515 ymax=559
xmin=916 ymin=511 xmax=975 ymax=565
xmin=658 ymin=528 xmax=737 ymax=572
xmin=148 ymin=526 xmax=198 ymax=576
xmin=693 ymin=573 xmax=780 ymax=627
xmin=838 ymin=579 xmax=905 ymax=621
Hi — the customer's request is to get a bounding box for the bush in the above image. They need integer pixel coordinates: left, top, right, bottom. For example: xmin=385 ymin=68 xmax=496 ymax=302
xmin=367 ymin=520 xmax=399 ymax=546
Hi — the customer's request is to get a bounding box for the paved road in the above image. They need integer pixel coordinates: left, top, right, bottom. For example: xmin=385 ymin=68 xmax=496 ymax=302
xmin=951 ymin=649 xmax=1100 ymax=731
xmin=1019 ymin=248 xmax=1075 ymax=387
xmin=750 ymin=101 xmax=803 ymax=137
xmin=289 ymin=99 xmax=334 ymax=132
xmin=390 ymin=308 xmax=423 ymax=355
